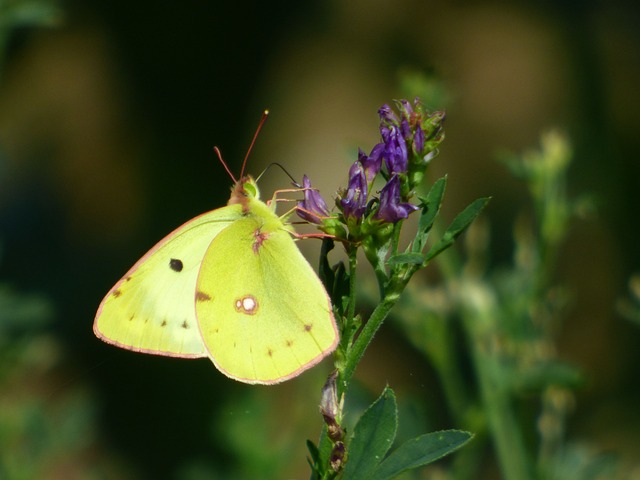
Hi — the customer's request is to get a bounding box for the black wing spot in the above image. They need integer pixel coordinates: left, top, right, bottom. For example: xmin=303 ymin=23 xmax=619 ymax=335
xmin=285 ymin=339 xmax=293 ymax=347
xmin=267 ymin=348 xmax=273 ymax=357
xmin=304 ymin=324 xmax=313 ymax=332
xmin=181 ymin=320 xmax=189 ymax=329
xmin=112 ymin=289 xmax=122 ymax=298
xmin=161 ymin=320 xmax=168 ymax=327
xmin=169 ymin=258 xmax=184 ymax=272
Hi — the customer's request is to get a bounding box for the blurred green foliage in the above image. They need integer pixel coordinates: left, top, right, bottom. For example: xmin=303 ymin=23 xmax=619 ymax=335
xmin=0 ymin=0 xmax=60 ymax=78
xmin=0 ymin=280 xmax=93 ymax=478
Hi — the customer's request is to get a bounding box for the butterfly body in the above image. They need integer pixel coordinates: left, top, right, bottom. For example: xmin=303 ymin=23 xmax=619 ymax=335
xmin=94 ymin=176 xmax=338 ymax=384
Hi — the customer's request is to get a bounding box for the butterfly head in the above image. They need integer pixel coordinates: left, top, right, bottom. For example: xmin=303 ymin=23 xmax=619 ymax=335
xmin=228 ymin=176 xmax=260 ymax=209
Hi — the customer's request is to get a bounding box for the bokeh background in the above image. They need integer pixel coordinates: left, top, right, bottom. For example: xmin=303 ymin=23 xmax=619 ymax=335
xmin=1 ymin=1 xmax=639 ymax=479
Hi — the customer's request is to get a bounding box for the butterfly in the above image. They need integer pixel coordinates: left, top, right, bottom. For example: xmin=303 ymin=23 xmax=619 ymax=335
xmin=94 ymin=136 xmax=339 ymax=384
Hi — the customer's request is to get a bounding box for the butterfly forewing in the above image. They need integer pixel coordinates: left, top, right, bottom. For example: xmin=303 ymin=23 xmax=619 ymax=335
xmin=94 ymin=205 xmax=242 ymax=357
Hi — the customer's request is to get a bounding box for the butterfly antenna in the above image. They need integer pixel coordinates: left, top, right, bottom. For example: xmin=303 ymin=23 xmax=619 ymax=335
xmin=214 ymin=146 xmax=237 ymax=184
xmin=240 ymin=110 xmax=270 ymax=178
xmin=256 ymin=162 xmax=301 ymax=187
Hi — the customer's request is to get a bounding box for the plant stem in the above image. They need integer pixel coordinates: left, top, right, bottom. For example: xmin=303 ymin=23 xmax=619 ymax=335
xmin=347 ymin=248 xmax=358 ymax=324
xmin=461 ymin=282 xmax=532 ymax=480
xmin=339 ymin=292 xmax=399 ymax=396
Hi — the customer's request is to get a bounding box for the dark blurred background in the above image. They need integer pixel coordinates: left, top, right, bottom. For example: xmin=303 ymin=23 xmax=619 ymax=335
xmin=1 ymin=1 xmax=639 ymax=479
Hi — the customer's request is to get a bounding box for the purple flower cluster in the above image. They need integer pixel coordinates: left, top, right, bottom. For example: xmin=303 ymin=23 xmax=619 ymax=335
xmin=297 ymin=98 xmax=445 ymax=239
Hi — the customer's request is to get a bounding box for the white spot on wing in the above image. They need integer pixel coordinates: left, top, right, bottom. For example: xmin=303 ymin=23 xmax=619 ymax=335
xmin=234 ymin=295 xmax=259 ymax=315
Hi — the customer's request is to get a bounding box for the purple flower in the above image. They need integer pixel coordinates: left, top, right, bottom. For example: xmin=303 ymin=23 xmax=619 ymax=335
xmin=297 ymin=175 xmax=330 ymax=224
xmin=413 ymin=123 xmax=425 ymax=154
xmin=378 ymin=104 xmax=399 ymax=124
xmin=375 ymin=175 xmax=419 ymax=223
xmin=400 ymin=118 xmax=411 ymax=140
xmin=399 ymin=99 xmax=414 ymax=119
xmin=358 ymin=143 xmax=383 ymax=183
xmin=381 ymin=125 xmax=408 ymax=175
xmin=340 ymin=162 xmax=368 ymax=220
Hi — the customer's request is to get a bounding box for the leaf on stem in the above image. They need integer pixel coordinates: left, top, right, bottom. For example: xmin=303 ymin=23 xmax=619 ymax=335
xmin=387 ymin=252 xmax=425 ymax=266
xmin=342 ymin=386 xmax=398 ymax=480
xmin=369 ymin=430 xmax=474 ymax=480
xmin=425 ymin=197 xmax=491 ymax=262
xmin=412 ymin=176 xmax=447 ymax=254
xmin=319 ymin=238 xmax=349 ymax=318
xmin=314 ymin=425 xmax=335 ymax=478
xmin=306 ymin=439 xmax=321 ymax=476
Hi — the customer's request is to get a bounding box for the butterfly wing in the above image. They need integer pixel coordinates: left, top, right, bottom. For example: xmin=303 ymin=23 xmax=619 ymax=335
xmin=94 ymin=205 xmax=243 ymax=357
xmin=195 ymin=213 xmax=339 ymax=384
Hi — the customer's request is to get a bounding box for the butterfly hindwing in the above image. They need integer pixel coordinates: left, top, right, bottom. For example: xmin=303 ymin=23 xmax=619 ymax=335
xmin=94 ymin=205 xmax=243 ymax=357
xmin=195 ymin=212 xmax=339 ymax=384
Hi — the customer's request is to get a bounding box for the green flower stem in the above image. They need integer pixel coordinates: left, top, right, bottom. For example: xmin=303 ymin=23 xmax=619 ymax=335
xmin=371 ymin=256 xmax=389 ymax=301
xmin=347 ymin=248 xmax=358 ymax=324
xmin=390 ymin=220 xmax=402 ymax=258
xmin=339 ymin=223 xmax=412 ymax=397
xmin=338 ymin=292 xmax=400 ymax=397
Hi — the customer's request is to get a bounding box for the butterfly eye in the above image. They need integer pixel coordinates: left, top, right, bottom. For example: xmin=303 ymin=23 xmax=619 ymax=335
xmin=243 ymin=182 xmax=258 ymax=198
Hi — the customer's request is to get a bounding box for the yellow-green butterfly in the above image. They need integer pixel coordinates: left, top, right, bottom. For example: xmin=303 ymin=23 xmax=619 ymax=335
xmin=94 ymin=145 xmax=338 ymax=384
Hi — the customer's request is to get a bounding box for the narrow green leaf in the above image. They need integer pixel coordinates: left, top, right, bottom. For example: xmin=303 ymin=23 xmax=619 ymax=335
xmin=387 ymin=252 xmax=425 ymax=266
xmin=412 ymin=176 xmax=447 ymax=253
xmin=319 ymin=238 xmax=336 ymax=293
xmin=369 ymin=430 xmax=473 ymax=480
xmin=315 ymin=426 xmax=333 ymax=479
xmin=425 ymin=197 xmax=490 ymax=262
xmin=342 ymin=387 xmax=398 ymax=480
xmin=306 ymin=439 xmax=320 ymax=465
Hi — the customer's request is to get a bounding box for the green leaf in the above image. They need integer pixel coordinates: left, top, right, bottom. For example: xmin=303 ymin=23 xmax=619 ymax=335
xmin=319 ymin=238 xmax=336 ymax=294
xmin=315 ymin=425 xmax=333 ymax=478
xmin=425 ymin=197 xmax=490 ymax=262
xmin=412 ymin=176 xmax=447 ymax=253
xmin=369 ymin=430 xmax=473 ymax=480
xmin=306 ymin=439 xmax=320 ymax=466
xmin=342 ymin=387 xmax=398 ymax=480
xmin=319 ymin=238 xmax=350 ymax=319
xmin=387 ymin=253 xmax=425 ymax=266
